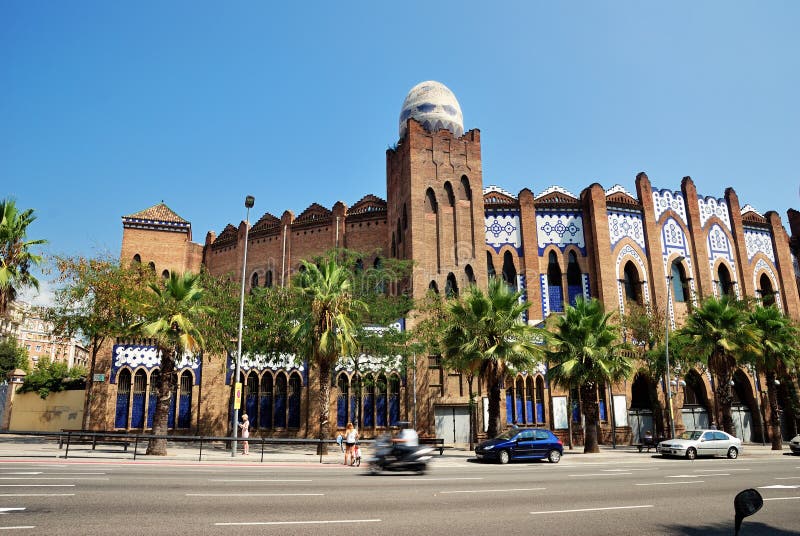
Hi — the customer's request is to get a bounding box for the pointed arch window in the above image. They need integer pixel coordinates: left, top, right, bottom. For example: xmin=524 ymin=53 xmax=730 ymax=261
xmin=445 ymin=273 xmax=458 ymax=298
xmin=251 ymin=272 xmax=259 ymax=289
xmin=671 ymin=261 xmax=689 ymax=303
xmin=548 ymin=252 xmax=564 ymax=312
xmin=623 ymin=261 xmax=641 ymax=304
xmin=487 ymin=252 xmax=496 ymax=280
xmin=717 ymin=264 xmax=733 ymax=296
xmin=265 ymin=270 xmax=273 ymax=288
xmin=465 ymin=264 xmax=476 ymax=285
xmin=260 ymin=373 xmax=274 ymax=429
xmin=115 ymin=369 xmax=131 ymax=429
xmin=132 ymin=254 xmax=141 ymax=264
xmin=502 ymin=251 xmax=517 ymax=290
xmin=337 ymin=373 xmax=349 ymax=428
xmin=566 ymin=251 xmax=582 ymax=306
xmin=162 ymin=270 xmax=170 ymax=280
xmin=535 ymin=376 xmax=545 ymax=423
xmin=759 ymin=274 xmax=776 ymax=307
xmin=428 ymin=280 xmax=439 ymax=295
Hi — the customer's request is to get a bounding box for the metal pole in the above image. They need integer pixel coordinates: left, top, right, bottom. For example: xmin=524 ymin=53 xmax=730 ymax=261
xmin=232 ymin=195 xmax=254 ymax=457
xmin=412 ymin=353 xmax=417 ymax=430
xmin=665 ymin=274 xmax=676 ymax=439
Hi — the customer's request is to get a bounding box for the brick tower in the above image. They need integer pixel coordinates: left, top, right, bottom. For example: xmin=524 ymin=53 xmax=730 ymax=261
xmin=386 ymin=81 xmax=488 ymax=303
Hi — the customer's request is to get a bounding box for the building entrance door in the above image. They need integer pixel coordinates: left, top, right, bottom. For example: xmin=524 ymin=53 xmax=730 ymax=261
xmin=434 ymin=405 xmax=470 ymax=445
xmin=731 ymin=404 xmax=753 ymax=442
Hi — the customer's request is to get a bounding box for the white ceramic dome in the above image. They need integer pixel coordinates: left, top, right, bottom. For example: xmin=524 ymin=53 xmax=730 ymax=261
xmin=399 ymin=81 xmax=464 ymax=138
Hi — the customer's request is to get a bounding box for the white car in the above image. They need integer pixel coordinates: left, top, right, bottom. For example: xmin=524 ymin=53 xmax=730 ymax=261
xmin=790 ymin=435 xmax=800 ymax=455
xmin=658 ymin=430 xmax=742 ymax=460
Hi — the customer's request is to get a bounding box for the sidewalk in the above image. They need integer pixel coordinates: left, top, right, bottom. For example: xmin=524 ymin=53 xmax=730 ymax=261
xmin=0 ymin=435 xmax=791 ymax=466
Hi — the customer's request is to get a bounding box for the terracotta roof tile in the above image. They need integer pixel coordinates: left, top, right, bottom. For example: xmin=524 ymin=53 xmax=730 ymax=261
xmin=124 ymin=203 xmax=188 ymax=224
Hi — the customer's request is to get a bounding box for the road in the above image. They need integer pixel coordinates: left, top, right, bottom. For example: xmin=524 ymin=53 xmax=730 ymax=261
xmin=0 ymin=452 xmax=798 ymax=535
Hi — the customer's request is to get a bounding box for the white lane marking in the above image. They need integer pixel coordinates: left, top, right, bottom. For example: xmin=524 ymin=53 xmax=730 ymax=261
xmin=0 ymin=478 xmax=107 ymax=481
xmin=0 ymin=473 xmax=41 ymax=476
xmin=0 ymin=509 xmax=24 ymax=515
xmin=0 ymin=494 xmax=74 ymax=497
xmin=0 ymin=527 xmax=35 ymax=530
xmin=440 ymin=488 xmax=545 ymax=494
xmin=636 ymin=481 xmax=705 ymax=486
xmin=401 ymin=477 xmax=483 ymax=481
xmin=215 ymin=519 xmax=381 ymax=526
xmin=531 ymin=505 xmax=653 ymax=515
xmin=602 ymin=469 xmax=651 ymax=472
xmin=0 ymin=473 xmax=104 ymax=476
xmin=0 ymin=485 xmax=75 ymax=487
xmin=568 ymin=473 xmax=632 ymax=477
xmin=667 ymin=474 xmax=729 ymax=478
xmin=208 ymin=479 xmax=311 ymax=482
xmin=763 ymin=496 xmax=800 ymax=501
xmin=776 ymin=477 xmax=800 ymax=480
xmin=758 ymin=485 xmax=800 ymax=489
xmin=188 ymin=493 xmax=324 ymax=497
xmin=694 ymin=468 xmax=749 ymax=472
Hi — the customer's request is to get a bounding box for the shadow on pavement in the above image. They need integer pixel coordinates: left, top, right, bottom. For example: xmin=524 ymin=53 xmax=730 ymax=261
xmin=659 ymin=521 xmax=796 ymax=535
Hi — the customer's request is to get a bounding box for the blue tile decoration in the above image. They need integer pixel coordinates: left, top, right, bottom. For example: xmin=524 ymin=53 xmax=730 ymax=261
xmin=517 ymin=274 xmax=528 ymax=323
xmin=582 ymin=274 xmax=591 ymax=300
xmin=111 ymin=345 xmax=201 ymax=385
xmin=744 ymin=228 xmax=775 ymax=262
xmin=485 ymin=210 xmax=522 ymax=253
xmin=608 ymin=209 xmax=646 ymax=251
xmin=226 ymin=353 xmax=304 ymax=385
xmin=698 ymin=196 xmax=731 ymax=230
xmin=653 ymin=189 xmax=687 ymax=226
xmin=536 ymin=210 xmax=585 ymax=255
xmin=660 ymin=217 xmax=688 ymax=258
xmin=540 ymin=274 xmax=549 ymax=319
xmin=549 ymin=284 xmax=564 ymax=313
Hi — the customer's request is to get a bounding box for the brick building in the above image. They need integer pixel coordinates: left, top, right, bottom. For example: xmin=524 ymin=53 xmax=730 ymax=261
xmin=5 ymin=302 xmax=89 ymax=370
xmin=88 ymin=81 xmax=800 ymax=445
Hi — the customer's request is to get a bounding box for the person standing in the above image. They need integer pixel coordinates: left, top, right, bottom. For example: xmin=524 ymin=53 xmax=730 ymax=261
xmin=344 ymin=422 xmax=358 ymax=466
xmin=238 ymin=414 xmax=250 ymax=455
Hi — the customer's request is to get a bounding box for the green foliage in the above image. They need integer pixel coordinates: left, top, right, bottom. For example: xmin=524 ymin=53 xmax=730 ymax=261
xmin=0 ymin=337 xmax=29 ymax=378
xmin=0 ymin=198 xmax=47 ymax=314
xmin=441 ymin=277 xmax=547 ymax=437
xmin=18 ymin=358 xmax=86 ymax=399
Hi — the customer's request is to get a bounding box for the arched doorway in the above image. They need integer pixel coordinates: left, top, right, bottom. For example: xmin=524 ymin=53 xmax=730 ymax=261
xmin=681 ymin=370 xmax=711 ymax=431
xmin=731 ymin=370 xmax=757 ymax=442
xmin=628 ymin=374 xmax=654 ymax=443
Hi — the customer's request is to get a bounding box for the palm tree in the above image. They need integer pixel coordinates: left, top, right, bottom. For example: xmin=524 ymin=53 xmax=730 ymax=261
xmin=138 ymin=272 xmax=211 ymax=455
xmin=678 ymin=296 xmax=760 ymax=436
xmin=547 ymin=297 xmax=633 ymax=453
xmin=290 ymin=259 xmax=365 ymax=454
xmin=0 ymin=199 xmax=47 ymax=315
xmin=745 ymin=306 xmax=799 ymax=449
xmin=442 ymin=277 xmax=545 ymax=439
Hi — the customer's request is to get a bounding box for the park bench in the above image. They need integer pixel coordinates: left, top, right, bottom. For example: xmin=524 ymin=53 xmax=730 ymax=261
xmin=58 ymin=430 xmax=131 ymax=452
xmin=633 ymin=435 xmax=660 ymax=453
xmin=419 ymin=437 xmax=449 ymax=455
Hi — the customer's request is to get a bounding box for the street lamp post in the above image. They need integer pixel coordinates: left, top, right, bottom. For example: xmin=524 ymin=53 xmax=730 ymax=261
xmin=664 ymin=256 xmax=684 ymax=439
xmin=232 ymin=195 xmax=255 ymax=457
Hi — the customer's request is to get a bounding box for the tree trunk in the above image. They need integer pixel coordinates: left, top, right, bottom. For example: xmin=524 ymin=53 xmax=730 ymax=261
xmin=147 ymin=346 xmax=176 ymax=456
xmin=81 ymin=336 xmax=103 ymax=430
xmin=487 ymin=372 xmax=502 ymax=439
xmin=580 ymin=383 xmax=600 ymax=453
xmin=647 ymin=382 xmax=666 ymax=438
xmin=766 ymin=370 xmax=783 ymax=450
xmin=316 ymin=357 xmax=331 ymax=455
xmin=467 ymin=375 xmax=475 ymax=451
xmin=714 ymin=369 xmax=735 ymax=436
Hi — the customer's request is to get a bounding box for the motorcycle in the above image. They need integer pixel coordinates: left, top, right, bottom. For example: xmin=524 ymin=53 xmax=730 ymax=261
xmin=367 ymin=435 xmax=434 ymax=475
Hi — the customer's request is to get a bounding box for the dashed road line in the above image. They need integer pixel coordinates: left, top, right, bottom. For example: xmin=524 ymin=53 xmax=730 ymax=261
xmin=401 ymin=477 xmax=483 ymax=481
xmin=531 ymin=505 xmax=653 ymax=515
xmin=439 ymin=488 xmax=545 ymax=494
xmin=208 ymin=479 xmax=312 ymax=482
xmin=188 ymin=493 xmax=324 ymax=497
xmin=568 ymin=473 xmax=632 ymax=477
xmin=636 ymin=481 xmax=704 ymax=486
xmin=215 ymin=519 xmax=381 ymax=526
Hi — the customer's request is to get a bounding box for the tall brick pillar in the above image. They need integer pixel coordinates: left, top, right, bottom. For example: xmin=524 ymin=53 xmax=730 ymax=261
xmin=636 ymin=172 xmax=668 ymax=310
xmin=725 ymin=188 xmax=756 ymax=297
xmin=518 ymin=188 xmax=542 ymax=322
xmin=581 ymin=184 xmax=617 ymax=312
xmin=681 ymin=176 xmax=713 ymax=298
xmin=766 ymin=211 xmax=800 ymax=320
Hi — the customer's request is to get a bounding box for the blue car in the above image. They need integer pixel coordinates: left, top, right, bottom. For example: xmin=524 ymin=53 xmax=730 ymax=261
xmin=475 ymin=428 xmax=563 ymax=464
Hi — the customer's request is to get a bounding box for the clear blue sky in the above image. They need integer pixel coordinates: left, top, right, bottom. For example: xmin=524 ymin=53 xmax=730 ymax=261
xmin=3 ymin=1 xmax=799 ymax=304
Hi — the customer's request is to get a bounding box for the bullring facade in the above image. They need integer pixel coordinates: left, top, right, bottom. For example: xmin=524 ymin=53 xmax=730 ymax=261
xmin=88 ymin=81 xmax=800 ymax=445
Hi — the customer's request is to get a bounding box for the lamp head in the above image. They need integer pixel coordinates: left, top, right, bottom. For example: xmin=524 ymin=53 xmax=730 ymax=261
xmin=245 ymin=195 xmax=255 ymax=209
